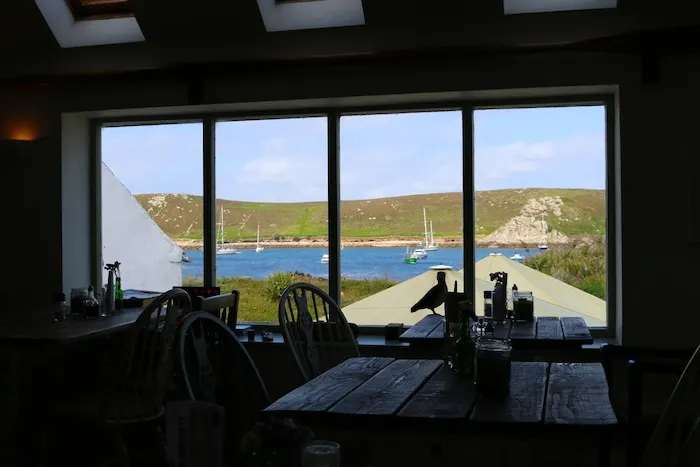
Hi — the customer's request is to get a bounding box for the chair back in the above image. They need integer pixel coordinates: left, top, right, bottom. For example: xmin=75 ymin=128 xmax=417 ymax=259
xmin=103 ymin=288 xmax=192 ymax=422
xmin=176 ymin=311 xmax=269 ymax=461
xmin=639 ymin=343 xmax=700 ymax=467
xmin=278 ymin=283 xmax=360 ymax=381
xmin=200 ymin=290 xmax=240 ymax=330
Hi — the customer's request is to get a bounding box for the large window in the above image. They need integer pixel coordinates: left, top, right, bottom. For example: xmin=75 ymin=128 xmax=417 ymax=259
xmin=472 ymin=105 xmax=609 ymax=328
xmin=101 ymin=122 xmax=203 ymax=293
xmin=206 ymin=117 xmax=329 ymax=322
xmin=339 ymin=111 xmax=464 ymax=326
xmin=96 ymin=97 xmax=614 ymax=331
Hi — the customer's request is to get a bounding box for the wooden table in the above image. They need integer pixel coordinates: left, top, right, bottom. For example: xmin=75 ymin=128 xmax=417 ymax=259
xmin=0 ymin=308 xmax=144 ymax=344
xmin=265 ymin=357 xmax=616 ymax=429
xmin=399 ymin=314 xmax=593 ymax=349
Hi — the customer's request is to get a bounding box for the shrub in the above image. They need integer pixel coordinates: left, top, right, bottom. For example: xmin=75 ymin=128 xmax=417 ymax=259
xmin=293 ymin=236 xmax=301 ymax=242
xmin=264 ymin=271 xmax=294 ymax=302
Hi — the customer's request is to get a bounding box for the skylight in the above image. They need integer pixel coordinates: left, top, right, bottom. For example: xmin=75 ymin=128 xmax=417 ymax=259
xmin=66 ymin=0 xmax=132 ymax=20
xmin=35 ymin=0 xmax=144 ymax=48
xmin=503 ymin=0 xmax=617 ymax=15
xmin=257 ymin=0 xmax=365 ymax=32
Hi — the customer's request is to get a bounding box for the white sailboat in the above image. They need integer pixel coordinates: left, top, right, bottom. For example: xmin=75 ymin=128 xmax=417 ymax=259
xmin=217 ymin=207 xmax=240 ymax=255
xmin=321 ymin=253 xmax=330 ymax=264
xmin=255 ymin=223 xmax=264 ymax=253
xmin=425 ymin=220 xmax=438 ymax=251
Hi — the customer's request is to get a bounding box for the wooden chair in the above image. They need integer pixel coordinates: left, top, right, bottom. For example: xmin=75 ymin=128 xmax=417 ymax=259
xmin=200 ymin=290 xmax=240 ymax=330
xmin=278 ymin=283 xmax=360 ymax=382
xmin=636 ymin=344 xmax=700 ymax=467
xmin=176 ymin=311 xmax=270 ymax=463
xmin=44 ymin=288 xmax=192 ymax=467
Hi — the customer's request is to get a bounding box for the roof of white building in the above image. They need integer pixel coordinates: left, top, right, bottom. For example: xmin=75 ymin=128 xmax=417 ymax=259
xmin=342 ymin=255 xmax=606 ymax=327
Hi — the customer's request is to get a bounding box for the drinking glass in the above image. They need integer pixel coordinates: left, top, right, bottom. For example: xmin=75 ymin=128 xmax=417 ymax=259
xmin=302 ymin=440 xmax=340 ymax=467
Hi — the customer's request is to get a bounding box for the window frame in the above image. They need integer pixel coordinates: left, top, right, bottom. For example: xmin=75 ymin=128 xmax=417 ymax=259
xmin=91 ymin=93 xmax=617 ymax=338
xmin=65 ymin=0 xmax=133 ymax=20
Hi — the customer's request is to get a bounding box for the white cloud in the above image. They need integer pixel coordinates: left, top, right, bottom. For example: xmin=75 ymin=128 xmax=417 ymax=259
xmin=240 ymin=156 xmax=297 ymax=182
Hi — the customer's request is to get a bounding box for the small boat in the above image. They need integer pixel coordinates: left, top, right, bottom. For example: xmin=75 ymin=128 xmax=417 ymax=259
xmin=412 ymin=248 xmax=428 ymax=260
xmin=217 ymin=207 xmax=240 ymax=255
xmin=255 ymin=223 xmax=264 ymax=253
xmin=403 ymin=246 xmax=417 ymax=264
xmin=538 ymin=244 xmax=548 ymax=250
xmin=510 ymin=253 xmax=524 ymax=262
xmin=489 ymin=252 xmax=503 ymax=256
xmin=321 ymin=253 xmax=329 ymax=264
xmin=182 ymin=253 xmax=192 ymax=263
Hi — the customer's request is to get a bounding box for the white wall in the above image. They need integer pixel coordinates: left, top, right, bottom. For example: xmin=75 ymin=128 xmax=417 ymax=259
xmin=101 ymin=163 xmax=182 ymax=292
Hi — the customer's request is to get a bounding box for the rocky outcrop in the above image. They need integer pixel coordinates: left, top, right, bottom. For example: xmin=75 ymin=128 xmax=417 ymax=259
xmin=477 ymin=196 xmax=570 ymax=247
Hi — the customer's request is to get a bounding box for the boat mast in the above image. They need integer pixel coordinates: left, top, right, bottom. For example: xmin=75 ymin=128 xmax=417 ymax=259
xmin=257 ymin=223 xmax=260 ymax=248
xmin=423 ymin=207 xmax=429 ymax=247
xmin=220 ymin=206 xmax=224 ymax=249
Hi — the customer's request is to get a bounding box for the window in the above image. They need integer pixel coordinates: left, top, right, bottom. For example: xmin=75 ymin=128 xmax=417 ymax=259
xmin=101 ymin=122 xmax=203 ymax=293
xmin=339 ymin=111 xmax=464 ymax=326
xmin=93 ymin=96 xmax=615 ymax=332
xmin=212 ymin=117 xmax=329 ymax=322
xmin=472 ymin=105 xmax=609 ymax=328
xmin=66 ymin=0 xmax=133 ymax=19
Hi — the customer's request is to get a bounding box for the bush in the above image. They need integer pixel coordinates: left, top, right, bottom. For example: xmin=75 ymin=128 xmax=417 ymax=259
xmin=523 ymin=239 xmax=606 ymax=299
xmin=273 ymin=234 xmax=281 ymax=241
xmin=264 ymin=271 xmax=294 ymax=302
xmin=293 ymin=236 xmax=301 ymax=242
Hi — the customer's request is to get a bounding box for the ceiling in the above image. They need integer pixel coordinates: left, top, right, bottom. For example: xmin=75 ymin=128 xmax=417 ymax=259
xmin=1 ymin=0 xmax=699 ymax=82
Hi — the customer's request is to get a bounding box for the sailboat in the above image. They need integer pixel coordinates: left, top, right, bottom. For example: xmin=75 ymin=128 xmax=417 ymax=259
xmin=217 ymin=207 xmax=240 ymax=255
xmin=403 ymin=245 xmax=417 ymax=264
xmin=425 ymin=220 xmax=438 ymax=251
xmin=255 ymin=223 xmax=264 ymax=253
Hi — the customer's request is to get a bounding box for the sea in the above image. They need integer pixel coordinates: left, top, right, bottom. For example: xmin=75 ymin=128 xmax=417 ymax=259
xmin=182 ymin=247 xmax=541 ymax=282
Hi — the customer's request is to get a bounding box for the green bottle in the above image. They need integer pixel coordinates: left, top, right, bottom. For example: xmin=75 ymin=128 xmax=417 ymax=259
xmin=115 ymin=277 xmax=124 ymax=310
xmin=452 ymin=309 xmax=476 ymax=378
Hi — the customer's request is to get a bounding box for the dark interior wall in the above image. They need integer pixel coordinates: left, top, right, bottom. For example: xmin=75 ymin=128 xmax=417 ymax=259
xmin=0 ymin=51 xmax=696 ymax=348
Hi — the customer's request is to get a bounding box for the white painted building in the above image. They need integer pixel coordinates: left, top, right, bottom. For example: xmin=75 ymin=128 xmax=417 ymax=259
xmin=101 ymin=163 xmax=183 ymax=292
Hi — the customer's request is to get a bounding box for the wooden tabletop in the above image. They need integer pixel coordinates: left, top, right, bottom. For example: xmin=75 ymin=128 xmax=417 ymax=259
xmin=399 ymin=315 xmax=593 ymax=348
xmin=265 ymin=357 xmax=616 ymax=430
xmin=0 ymin=308 xmax=144 ymax=344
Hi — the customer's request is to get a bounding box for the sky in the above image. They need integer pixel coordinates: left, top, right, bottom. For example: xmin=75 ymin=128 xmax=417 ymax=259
xmin=101 ymin=106 xmax=606 ymax=202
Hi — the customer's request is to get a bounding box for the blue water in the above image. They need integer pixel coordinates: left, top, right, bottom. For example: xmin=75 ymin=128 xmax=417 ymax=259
xmin=182 ymin=247 xmax=540 ymax=282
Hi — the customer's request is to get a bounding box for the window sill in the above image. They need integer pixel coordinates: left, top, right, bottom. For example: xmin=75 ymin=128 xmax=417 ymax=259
xmin=238 ymin=330 xmax=409 ymax=348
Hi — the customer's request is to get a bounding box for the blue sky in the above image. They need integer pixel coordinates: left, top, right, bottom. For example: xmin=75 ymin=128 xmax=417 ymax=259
xmin=102 ymin=106 xmax=605 ymax=202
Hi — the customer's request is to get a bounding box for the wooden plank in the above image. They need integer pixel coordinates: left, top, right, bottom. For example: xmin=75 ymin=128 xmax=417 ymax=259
xmin=399 ymin=314 xmax=443 ymax=342
xmin=510 ymin=320 xmax=536 ymax=341
xmin=425 ymin=323 xmax=444 ymax=340
xmin=330 ymin=359 xmax=442 ymax=415
xmin=470 ymin=362 xmax=548 ymax=423
xmin=493 ymin=319 xmax=512 ymax=339
xmin=398 ymin=365 xmax=478 ymax=419
xmin=561 ymin=317 xmax=593 ymax=343
xmin=536 ymin=317 xmax=563 ymax=340
xmin=264 ymin=357 xmax=394 ymax=413
xmin=545 ymin=363 xmax=617 ymax=425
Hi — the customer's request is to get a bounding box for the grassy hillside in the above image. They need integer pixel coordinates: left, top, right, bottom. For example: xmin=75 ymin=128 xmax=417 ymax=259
xmin=135 ymin=188 xmax=605 ymax=241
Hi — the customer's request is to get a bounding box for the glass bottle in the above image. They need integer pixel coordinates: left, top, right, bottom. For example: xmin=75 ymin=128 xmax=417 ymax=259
xmin=53 ymin=293 xmax=68 ymax=322
xmin=444 ymin=305 xmax=460 ymax=369
xmin=483 ymin=291 xmax=493 ymax=318
xmin=115 ymin=277 xmax=123 ymax=310
xmin=451 ymin=309 xmax=476 ymax=378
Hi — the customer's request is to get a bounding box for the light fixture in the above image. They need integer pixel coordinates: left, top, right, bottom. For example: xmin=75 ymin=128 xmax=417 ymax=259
xmin=503 ymin=0 xmax=617 ymax=15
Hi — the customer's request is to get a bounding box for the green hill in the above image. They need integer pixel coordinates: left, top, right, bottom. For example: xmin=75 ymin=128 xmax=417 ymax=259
xmin=134 ymin=188 xmax=605 ymax=241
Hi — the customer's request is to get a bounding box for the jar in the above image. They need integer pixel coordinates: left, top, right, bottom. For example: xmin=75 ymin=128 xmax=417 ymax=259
xmin=475 ymin=338 xmax=512 ymax=397
xmin=483 ymin=291 xmax=493 ymax=318
xmin=70 ymin=288 xmax=88 ymax=316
